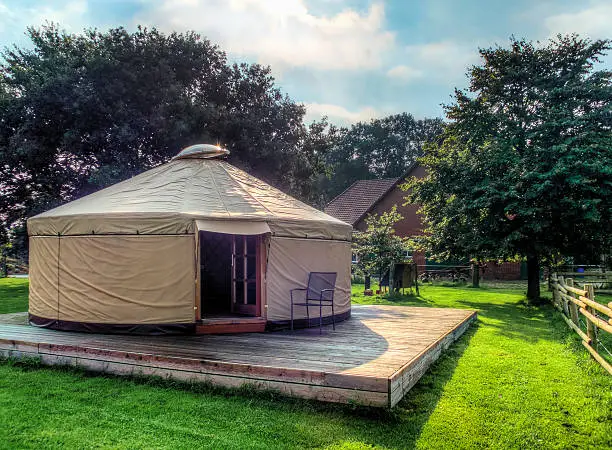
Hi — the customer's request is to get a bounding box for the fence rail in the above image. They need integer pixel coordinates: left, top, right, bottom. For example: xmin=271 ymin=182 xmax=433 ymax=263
xmin=550 ymin=270 xmax=612 ymax=293
xmin=550 ymin=273 xmax=612 ymax=375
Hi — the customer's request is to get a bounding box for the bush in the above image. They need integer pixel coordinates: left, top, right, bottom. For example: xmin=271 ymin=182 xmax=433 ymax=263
xmin=351 ymin=273 xmax=365 ymax=284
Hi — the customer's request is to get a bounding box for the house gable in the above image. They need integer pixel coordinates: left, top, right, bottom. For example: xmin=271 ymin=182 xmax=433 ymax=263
xmin=324 ymin=178 xmax=399 ymax=226
xmin=353 ymin=165 xmax=426 ymax=237
xmin=325 ymin=163 xmax=425 ymax=238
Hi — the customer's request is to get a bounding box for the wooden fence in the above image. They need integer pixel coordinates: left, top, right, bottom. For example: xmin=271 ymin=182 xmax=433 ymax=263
xmin=550 ymin=273 xmax=612 ymax=375
xmin=552 ymin=271 xmax=612 ymax=293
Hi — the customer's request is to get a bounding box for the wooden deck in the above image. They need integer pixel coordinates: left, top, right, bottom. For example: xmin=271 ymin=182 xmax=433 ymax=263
xmin=0 ymin=305 xmax=476 ymax=407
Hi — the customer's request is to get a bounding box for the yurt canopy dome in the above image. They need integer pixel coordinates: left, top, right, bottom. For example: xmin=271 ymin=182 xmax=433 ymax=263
xmin=28 ymin=144 xmax=351 ymax=240
xmin=173 ymin=144 xmax=230 ymax=160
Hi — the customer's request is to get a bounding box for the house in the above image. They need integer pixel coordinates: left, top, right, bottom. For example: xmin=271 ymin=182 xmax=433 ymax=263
xmin=325 ymin=163 xmax=427 ymax=268
xmin=325 ymin=163 xmax=522 ymax=280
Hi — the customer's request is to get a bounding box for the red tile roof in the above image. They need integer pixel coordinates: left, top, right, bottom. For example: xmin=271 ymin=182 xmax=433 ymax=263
xmin=324 ymin=177 xmax=400 ymax=226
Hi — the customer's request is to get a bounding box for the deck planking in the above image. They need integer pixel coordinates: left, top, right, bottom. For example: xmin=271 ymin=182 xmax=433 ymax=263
xmin=0 ymin=305 xmax=476 ymax=407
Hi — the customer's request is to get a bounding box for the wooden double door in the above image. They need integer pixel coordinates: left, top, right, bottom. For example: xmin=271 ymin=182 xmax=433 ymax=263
xmin=230 ymin=234 xmax=261 ymax=316
xmin=199 ymin=232 xmax=263 ymax=317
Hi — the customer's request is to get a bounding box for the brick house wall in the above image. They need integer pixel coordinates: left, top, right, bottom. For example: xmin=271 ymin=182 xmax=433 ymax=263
xmin=480 ymin=261 xmax=523 ymax=281
xmin=352 ymin=166 xmax=428 ymax=271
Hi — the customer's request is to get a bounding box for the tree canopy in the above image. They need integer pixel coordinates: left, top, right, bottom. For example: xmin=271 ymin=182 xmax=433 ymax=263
xmin=406 ymin=35 xmax=612 ymax=301
xmin=0 ymin=24 xmax=321 ymax=248
xmin=352 ymin=206 xmax=408 ymax=283
xmin=321 ymin=113 xmax=443 ymax=201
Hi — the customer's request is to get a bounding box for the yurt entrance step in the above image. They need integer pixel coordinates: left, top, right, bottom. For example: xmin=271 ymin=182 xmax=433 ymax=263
xmin=196 ymin=315 xmax=266 ymax=334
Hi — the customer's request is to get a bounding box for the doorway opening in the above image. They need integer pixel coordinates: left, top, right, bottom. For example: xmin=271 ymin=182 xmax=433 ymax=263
xmin=199 ymin=231 xmax=262 ymax=319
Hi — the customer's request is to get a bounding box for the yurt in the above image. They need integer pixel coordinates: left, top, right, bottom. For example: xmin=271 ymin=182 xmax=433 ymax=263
xmin=27 ymin=145 xmax=352 ymax=334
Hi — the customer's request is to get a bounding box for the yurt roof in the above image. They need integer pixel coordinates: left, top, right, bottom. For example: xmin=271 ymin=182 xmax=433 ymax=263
xmin=28 ymin=146 xmax=352 ymax=240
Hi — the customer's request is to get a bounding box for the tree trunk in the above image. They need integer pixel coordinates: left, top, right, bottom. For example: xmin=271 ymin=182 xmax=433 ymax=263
xmin=526 ymin=255 xmax=540 ymax=302
xmin=364 ymin=275 xmax=371 ymax=290
xmin=471 ymin=263 xmax=480 ymax=288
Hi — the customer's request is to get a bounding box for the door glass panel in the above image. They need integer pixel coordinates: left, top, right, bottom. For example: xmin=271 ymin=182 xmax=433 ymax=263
xmin=231 ymin=235 xmax=259 ymax=312
xmin=235 ymin=252 xmax=244 ymax=281
xmin=246 ymin=236 xmax=256 ymax=254
xmin=246 ymin=281 xmax=256 ymax=305
xmin=246 ymin=256 xmax=256 ymax=280
xmin=245 ymin=236 xmax=257 ymax=305
xmin=235 ymin=278 xmax=245 ymax=304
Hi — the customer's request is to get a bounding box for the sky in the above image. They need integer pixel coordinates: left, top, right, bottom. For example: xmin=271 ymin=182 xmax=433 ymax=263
xmin=0 ymin=0 xmax=610 ymax=126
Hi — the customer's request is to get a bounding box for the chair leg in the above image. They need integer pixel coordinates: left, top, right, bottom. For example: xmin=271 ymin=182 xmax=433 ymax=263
xmin=319 ymin=303 xmax=323 ymax=334
xmin=331 ymin=301 xmax=335 ymax=330
xmin=306 ymin=301 xmax=309 ymax=328
xmin=290 ymin=300 xmax=293 ymax=330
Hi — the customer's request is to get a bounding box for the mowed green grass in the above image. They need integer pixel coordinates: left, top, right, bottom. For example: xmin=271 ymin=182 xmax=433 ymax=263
xmin=0 ymin=280 xmax=611 ymax=449
xmin=0 ymin=277 xmax=28 ymax=313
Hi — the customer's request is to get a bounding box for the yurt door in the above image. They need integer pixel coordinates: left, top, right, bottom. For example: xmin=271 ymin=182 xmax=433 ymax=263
xmin=231 ymin=235 xmax=261 ymax=316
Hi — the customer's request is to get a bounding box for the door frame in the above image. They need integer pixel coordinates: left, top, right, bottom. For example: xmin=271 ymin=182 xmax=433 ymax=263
xmin=195 ymin=230 xmax=201 ymax=321
xmin=197 ymin=231 xmax=265 ymax=319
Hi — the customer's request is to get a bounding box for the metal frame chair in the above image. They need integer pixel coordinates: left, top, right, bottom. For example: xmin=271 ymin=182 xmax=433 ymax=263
xmin=290 ymin=272 xmax=337 ymax=333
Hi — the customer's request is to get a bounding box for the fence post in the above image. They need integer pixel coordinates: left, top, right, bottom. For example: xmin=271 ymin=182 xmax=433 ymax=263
xmin=559 ymin=276 xmax=569 ymax=317
xmin=551 ymin=273 xmax=559 ymax=309
xmin=585 ymin=284 xmax=597 ymax=348
xmin=566 ymin=278 xmax=580 ymax=325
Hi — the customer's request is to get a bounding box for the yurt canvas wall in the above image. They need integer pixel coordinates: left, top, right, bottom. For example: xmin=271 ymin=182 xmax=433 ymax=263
xmin=29 ymin=230 xmax=351 ymax=331
xmin=29 ymin=234 xmax=196 ymax=333
xmin=266 ymin=236 xmax=351 ymax=324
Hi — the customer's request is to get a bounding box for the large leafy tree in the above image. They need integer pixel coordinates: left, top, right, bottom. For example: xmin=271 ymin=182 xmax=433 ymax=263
xmin=407 ymin=35 xmax=612 ymax=302
xmin=322 ymin=113 xmax=443 ymax=200
xmin=0 ymin=24 xmax=319 ymax=250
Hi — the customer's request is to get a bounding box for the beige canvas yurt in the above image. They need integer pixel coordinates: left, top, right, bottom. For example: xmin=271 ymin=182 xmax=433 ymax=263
xmin=27 ymin=145 xmax=352 ymax=334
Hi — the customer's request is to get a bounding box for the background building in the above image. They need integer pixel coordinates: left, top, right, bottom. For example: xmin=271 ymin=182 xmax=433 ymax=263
xmin=325 ymin=164 xmax=523 ymax=280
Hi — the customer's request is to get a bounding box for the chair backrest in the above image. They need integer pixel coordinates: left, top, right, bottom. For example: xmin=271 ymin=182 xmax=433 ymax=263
xmin=307 ymin=272 xmax=337 ymax=300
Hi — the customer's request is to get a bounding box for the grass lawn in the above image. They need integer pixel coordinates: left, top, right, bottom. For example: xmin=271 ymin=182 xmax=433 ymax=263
xmin=0 ymin=277 xmax=28 ymax=313
xmin=0 ymin=280 xmax=611 ymax=449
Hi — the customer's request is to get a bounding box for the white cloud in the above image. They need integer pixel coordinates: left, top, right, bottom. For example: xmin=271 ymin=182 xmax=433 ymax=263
xmin=0 ymin=0 xmax=89 ymax=45
xmin=544 ymin=2 xmax=612 ymax=38
xmin=0 ymin=3 xmax=16 ymax=34
xmin=136 ymin=0 xmax=395 ymax=71
xmin=304 ymin=102 xmax=381 ymax=126
xmin=386 ymin=64 xmax=422 ymax=82
xmin=30 ymin=0 xmax=88 ymax=29
xmin=403 ymin=41 xmax=480 ymax=81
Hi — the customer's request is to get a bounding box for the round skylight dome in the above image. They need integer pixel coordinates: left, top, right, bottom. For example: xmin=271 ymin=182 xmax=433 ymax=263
xmin=173 ymin=144 xmax=230 ymax=160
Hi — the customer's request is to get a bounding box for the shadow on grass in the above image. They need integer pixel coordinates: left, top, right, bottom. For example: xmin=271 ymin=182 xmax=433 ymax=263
xmin=374 ymin=321 xmax=479 ymax=448
xmin=352 ymin=292 xmax=437 ymax=308
xmin=1 ymin=320 xmax=479 ymax=448
xmin=454 ymin=299 xmax=553 ymax=344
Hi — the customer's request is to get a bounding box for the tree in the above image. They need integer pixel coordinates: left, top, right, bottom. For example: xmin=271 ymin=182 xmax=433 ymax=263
xmin=296 ymin=117 xmax=344 ymax=209
xmin=321 ymin=113 xmax=443 ymax=201
xmin=352 ymin=206 xmax=408 ymax=289
xmin=406 ymin=35 xmax=612 ymax=302
xmin=0 ymin=24 xmax=319 ymax=248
